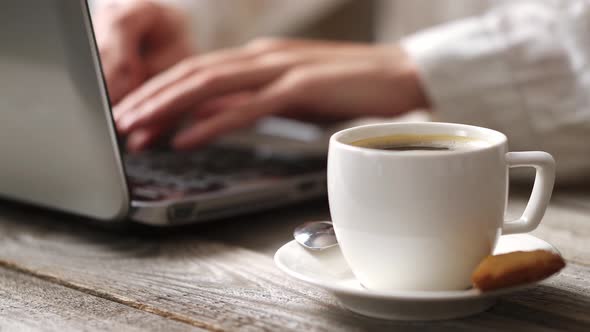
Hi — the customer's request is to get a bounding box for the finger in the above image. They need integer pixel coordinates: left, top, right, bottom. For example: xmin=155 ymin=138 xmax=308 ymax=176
xmin=126 ymin=92 xmax=253 ymax=152
xmin=118 ymin=58 xmax=298 ymax=134
xmin=113 ymin=38 xmax=324 ymax=119
xmin=172 ymin=108 xmax=263 ymax=150
xmin=99 ymin=29 xmax=147 ymax=105
xmin=125 ymin=111 xmax=184 ymax=152
xmin=171 ymin=76 xmax=297 ymax=149
xmin=113 ymin=46 xmax=263 ymax=119
xmin=106 ymin=56 xmax=145 ymax=104
xmin=193 ymin=92 xmax=256 ymax=120
xmin=126 ymin=128 xmax=161 ymax=153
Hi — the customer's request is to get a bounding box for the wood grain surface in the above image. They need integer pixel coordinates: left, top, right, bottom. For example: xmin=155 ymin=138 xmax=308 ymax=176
xmin=0 ymin=187 xmax=587 ymax=331
xmin=0 ymin=267 xmax=201 ymax=332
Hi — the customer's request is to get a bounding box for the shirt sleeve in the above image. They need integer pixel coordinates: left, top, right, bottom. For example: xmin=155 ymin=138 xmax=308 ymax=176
xmin=402 ymin=0 xmax=590 ymax=182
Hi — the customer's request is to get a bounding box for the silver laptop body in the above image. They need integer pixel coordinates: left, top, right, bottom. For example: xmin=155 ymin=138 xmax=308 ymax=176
xmin=0 ymin=0 xmax=326 ymax=226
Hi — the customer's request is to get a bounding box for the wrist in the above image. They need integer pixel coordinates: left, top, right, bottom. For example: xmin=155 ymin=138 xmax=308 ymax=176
xmin=382 ymin=45 xmax=431 ymax=113
xmin=400 ymin=48 xmax=431 ymax=112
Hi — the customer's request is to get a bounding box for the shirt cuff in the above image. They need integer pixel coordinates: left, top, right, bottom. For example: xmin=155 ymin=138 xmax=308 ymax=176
xmin=401 ymin=15 xmax=536 ymax=150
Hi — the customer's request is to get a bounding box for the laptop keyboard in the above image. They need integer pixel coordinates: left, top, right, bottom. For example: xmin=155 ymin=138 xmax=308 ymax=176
xmin=123 ymin=145 xmax=326 ymax=201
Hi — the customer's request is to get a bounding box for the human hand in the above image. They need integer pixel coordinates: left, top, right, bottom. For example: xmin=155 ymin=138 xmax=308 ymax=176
xmin=93 ymin=0 xmax=193 ymax=104
xmin=114 ymin=39 xmax=429 ymax=151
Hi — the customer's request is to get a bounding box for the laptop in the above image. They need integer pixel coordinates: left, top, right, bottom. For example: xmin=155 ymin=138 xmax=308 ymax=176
xmin=0 ymin=0 xmax=327 ymax=226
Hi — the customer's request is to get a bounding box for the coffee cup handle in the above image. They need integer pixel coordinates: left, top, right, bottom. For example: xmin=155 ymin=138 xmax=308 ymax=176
xmin=502 ymin=151 xmax=556 ymax=235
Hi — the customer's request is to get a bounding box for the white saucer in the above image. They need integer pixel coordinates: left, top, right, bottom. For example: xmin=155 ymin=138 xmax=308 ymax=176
xmin=274 ymin=234 xmax=559 ymax=321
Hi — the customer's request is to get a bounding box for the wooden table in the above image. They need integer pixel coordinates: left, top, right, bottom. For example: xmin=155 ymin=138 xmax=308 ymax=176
xmin=0 ymin=186 xmax=588 ymax=331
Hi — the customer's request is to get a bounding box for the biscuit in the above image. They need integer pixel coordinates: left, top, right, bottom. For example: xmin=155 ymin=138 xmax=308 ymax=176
xmin=472 ymin=250 xmax=566 ymax=292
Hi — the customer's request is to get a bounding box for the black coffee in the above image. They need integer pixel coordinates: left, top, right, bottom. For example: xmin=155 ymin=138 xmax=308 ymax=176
xmin=350 ymin=134 xmax=486 ymax=152
xmin=369 ymin=145 xmax=451 ymax=152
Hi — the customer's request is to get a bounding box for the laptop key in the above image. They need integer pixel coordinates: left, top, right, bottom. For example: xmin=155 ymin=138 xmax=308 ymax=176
xmin=124 ymin=144 xmax=325 ymax=200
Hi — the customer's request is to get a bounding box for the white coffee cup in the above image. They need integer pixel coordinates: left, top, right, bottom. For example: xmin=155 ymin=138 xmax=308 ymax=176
xmin=327 ymin=122 xmax=555 ymax=291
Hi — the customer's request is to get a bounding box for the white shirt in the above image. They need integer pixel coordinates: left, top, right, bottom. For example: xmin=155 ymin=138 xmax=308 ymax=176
xmin=91 ymin=0 xmax=590 ymax=181
xmin=401 ymin=0 xmax=590 ymax=182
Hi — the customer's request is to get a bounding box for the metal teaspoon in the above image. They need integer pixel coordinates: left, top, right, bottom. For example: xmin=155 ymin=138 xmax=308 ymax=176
xmin=293 ymin=221 xmax=338 ymax=250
